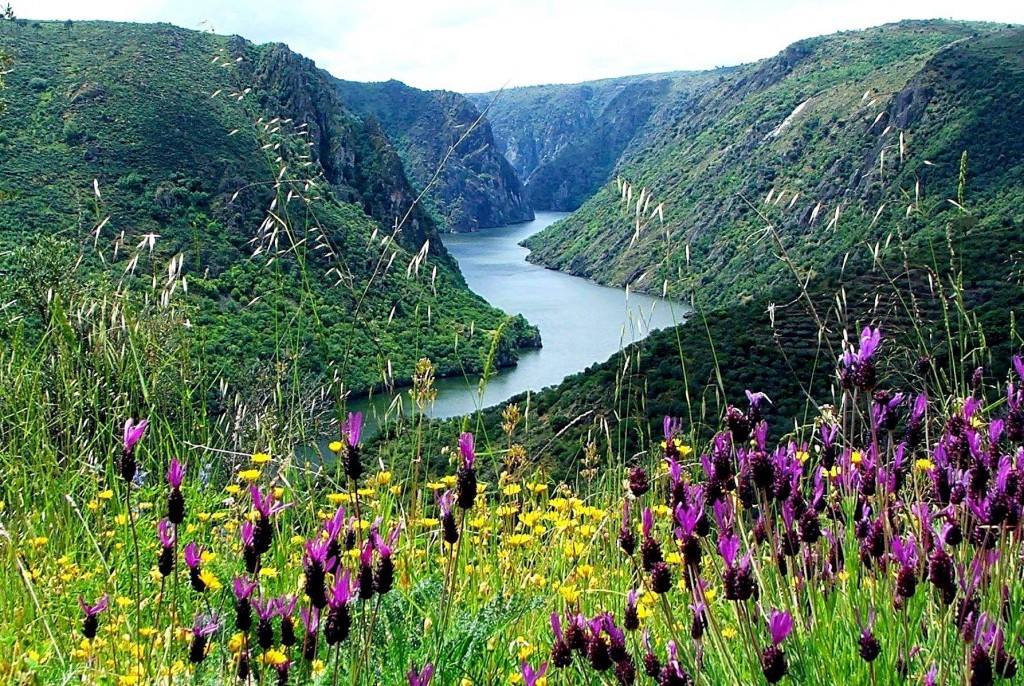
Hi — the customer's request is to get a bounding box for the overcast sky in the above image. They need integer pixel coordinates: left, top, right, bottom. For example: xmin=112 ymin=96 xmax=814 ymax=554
xmin=22 ymin=0 xmax=1024 ymax=93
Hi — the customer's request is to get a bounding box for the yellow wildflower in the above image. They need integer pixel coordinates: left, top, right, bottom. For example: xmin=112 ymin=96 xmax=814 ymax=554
xmin=251 ymin=452 xmax=271 ymax=464
xmin=198 ymin=568 xmax=222 ymax=591
xmin=558 ymin=585 xmax=581 ymax=603
xmin=238 ymin=469 xmax=261 ymax=482
xmin=260 ymin=649 xmax=288 ymax=666
xmin=328 ymin=441 xmax=343 ymax=453
xmin=506 ymin=533 xmax=534 ymax=547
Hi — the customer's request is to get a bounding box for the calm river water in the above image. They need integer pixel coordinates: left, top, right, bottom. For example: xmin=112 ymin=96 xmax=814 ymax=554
xmin=350 ymin=212 xmax=687 ymax=426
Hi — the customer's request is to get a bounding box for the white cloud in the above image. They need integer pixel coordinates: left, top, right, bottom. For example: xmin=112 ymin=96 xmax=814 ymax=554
xmin=22 ymin=0 xmax=1024 ymax=92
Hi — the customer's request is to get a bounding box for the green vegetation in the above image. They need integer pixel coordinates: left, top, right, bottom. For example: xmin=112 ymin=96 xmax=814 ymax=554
xmin=523 ymin=20 xmax=1024 ymax=311
xmin=335 ymin=79 xmax=533 ymax=232
xmin=469 ymin=70 xmax=728 ymax=211
xmin=2 ymin=191 xmax=1024 ymax=684
xmin=1 ymin=15 xmax=1024 ymax=686
xmin=0 ymin=21 xmax=538 ymax=397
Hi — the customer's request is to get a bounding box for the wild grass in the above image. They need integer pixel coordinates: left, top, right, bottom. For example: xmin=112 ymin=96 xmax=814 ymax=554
xmin=1 ymin=25 xmax=1022 ymax=686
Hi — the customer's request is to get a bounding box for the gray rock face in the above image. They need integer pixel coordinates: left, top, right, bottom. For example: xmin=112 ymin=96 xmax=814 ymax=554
xmin=334 ymin=79 xmax=534 ymax=232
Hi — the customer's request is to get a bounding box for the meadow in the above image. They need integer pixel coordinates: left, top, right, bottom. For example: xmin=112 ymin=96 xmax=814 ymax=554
xmin=2 ymin=21 xmax=1023 ymax=686
xmin=2 ymin=222 xmax=1023 ymax=685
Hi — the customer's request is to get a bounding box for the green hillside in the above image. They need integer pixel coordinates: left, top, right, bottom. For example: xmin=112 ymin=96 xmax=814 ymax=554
xmin=0 ymin=21 xmax=539 ymax=393
xmin=469 ymin=70 xmax=727 ymax=210
xmin=334 ymin=79 xmax=533 ymax=232
xmin=523 ymin=20 xmax=1024 ymax=308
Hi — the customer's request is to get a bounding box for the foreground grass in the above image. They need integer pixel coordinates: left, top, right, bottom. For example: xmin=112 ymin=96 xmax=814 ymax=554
xmin=2 ymin=317 xmax=1023 ymax=685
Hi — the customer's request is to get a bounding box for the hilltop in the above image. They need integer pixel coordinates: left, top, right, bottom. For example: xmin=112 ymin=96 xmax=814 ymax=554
xmin=468 ymin=70 xmax=729 ymax=211
xmin=522 ymin=20 xmax=1024 ymax=309
xmin=0 ymin=21 xmax=539 ymax=394
xmin=334 ymin=79 xmax=533 ymax=232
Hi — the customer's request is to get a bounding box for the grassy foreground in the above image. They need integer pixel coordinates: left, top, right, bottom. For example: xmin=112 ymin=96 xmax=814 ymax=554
xmin=2 ymin=292 xmax=1023 ymax=686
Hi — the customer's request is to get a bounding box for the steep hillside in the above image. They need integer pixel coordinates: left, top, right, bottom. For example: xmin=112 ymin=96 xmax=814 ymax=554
xmin=523 ymin=21 xmax=1024 ymax=308
xmin=0 ymin=21 xmax=538 ymax=393
xmin=469 ymin=70 xmax=726 ymax=210
xmin=334 ymin=79 xmax=533 ymax=231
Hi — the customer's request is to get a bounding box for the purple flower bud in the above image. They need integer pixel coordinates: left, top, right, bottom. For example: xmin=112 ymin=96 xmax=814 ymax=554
xmin=184 ymin=542 xmax=203 ymax=569
xmin=521 ymin=661 xmax=548 ymax=686
xmin=767 ymin=609 xmax=794 ymax=645
xmin=123 ymin=418 xmax=148 ymax=453
xmin=407 ymin=663 xmax=434 ymax=686
xmin=345 ymin=411 xmax=363 ymax=447
xmin=459 ymin=432 xmax=476 ymax=469
xmin=233 ymin=576 xmax=257 ymax=600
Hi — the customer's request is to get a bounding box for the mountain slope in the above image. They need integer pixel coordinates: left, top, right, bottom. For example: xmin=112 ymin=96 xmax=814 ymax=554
xmin=334 ymin=79 xmax=533 ymax=231
xmin=0 ymin=21 xmax=538 ymax=392
xmin=522 ymin=20 xmax=1024 ymax=308
xmin=469 ymin=70 xmax=728 ymax=211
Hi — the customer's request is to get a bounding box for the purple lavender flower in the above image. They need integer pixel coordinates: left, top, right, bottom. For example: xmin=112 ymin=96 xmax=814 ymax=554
xmin=358 ymin=541 xmax=375 ymax=600
xmin=250 ymin=484 xmax=289 ymax=556
xmin=872 ymin=390 xmax=905 ymax=432
xmin=123 ymin=418 xmax=148 ymax=454
xmin=624 ymin=589 xmax=640 ymax=631
xmin=345 ymin=411 xmax=363 ymax=447
xmin=188 ymin=614 xmax=219 ymax=664
xmin=721 ymin=534 xmax=755 ymax=601
xmin=324 ymin=570 xmax=353 ymax=645
xmin=300 ymin=607 xmax=319 ymax=662
xmin=659 ymin=640 xmax=693 ymax=684
xmin=157 ymin=520 xmax=175 ymax=577
xmin=233 ymin=575 xmax=256 ymax=600
xmin=373 ymin=524 xmax=400 ymax=594
xmin=184 ymin=542 xmax=202 ymax=569
xmin=233 ymin=576 xmax=257 ymax=631
xmin=840 ymin=326 xmax=882 ymax=391
xmin=746 ymin=390 xmax=772 ymax=423
xmin=550 ymin=613 xmax=572 ymax=667
xmin=303 ymin=537 xmax=332 ymax=609
xmin=456 ymin=432 xmax=478 ymax=509
xmin=250 ymin=484 xmax=290 ymax=519
xmin=521 ymin=661 xmax=548 ymax=686
xmin=119 ymin=417 xmax=148 ymax=482
xmin=761 ymin=609 xmax=794 ymax=683
xmin=278 ymin=595 xmax=298 ymax=647
xmin=253 ymin=596 xmax=277 ymax=648
xmin=628 ymin=465 xmax=651 ymax=496
xmin=167 ymin=457 xmax=184 ymax=489
xmin=855 ymin=608 xmax=881 ymax=662
xmin=240 ymin=520 xmax=261 ymax=574
xmin=79 ymin=595 xmax=108 ymax=639
xmin=407 ymin=663 xmax=434 ymax=686
xmin=166 ymin=458 xmax=185 ymax=524
xmin=820 ymin=424 xmax=839 ymax=469
xmin=674 ymin=502 xmax=702 ymax=569
xmin=343 ymin=411 xmax=365 ymax=482
xmin=640 ymin=507 xmax=663 ymax=571
xmin=184 ymin=542 xmax=206 ymax=592
xmin=438 ymin=491 xmax=459 ymax=545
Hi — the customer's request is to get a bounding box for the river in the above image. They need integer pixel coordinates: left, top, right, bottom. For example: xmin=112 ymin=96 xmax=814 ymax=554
xmin=350 ymin=212 xmax=687 ymax=427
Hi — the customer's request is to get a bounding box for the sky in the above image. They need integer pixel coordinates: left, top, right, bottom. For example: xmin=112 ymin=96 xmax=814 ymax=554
xmin=22 ymin=0 xmax=1024 ymax=93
